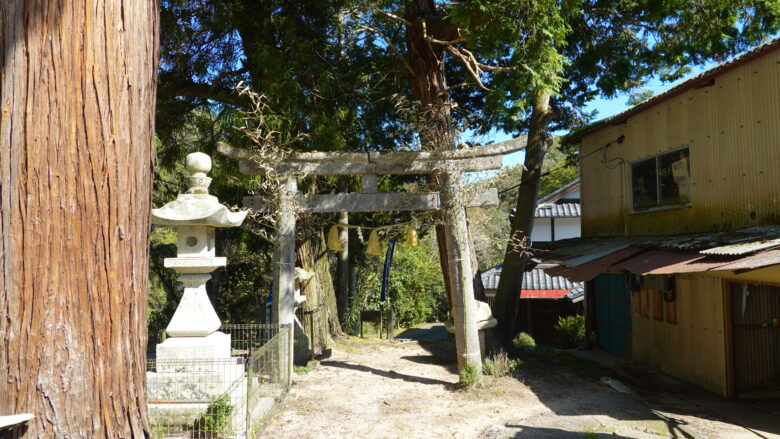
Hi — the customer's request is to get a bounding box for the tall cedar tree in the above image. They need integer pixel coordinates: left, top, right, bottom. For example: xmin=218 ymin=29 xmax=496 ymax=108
xmin=360 ymin=0 xmax=778 ymax=337
xmin=1 ymin=0 xmax=158 ymax=437
xmin=154 ymin=0 xmax=409 ymax=345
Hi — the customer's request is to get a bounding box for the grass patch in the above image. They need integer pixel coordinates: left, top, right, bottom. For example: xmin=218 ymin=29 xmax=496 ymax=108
xmin=294 ymin=365 xmax=312 ymax=374
xmin=483 ymin=350 xmax=522 ymax=378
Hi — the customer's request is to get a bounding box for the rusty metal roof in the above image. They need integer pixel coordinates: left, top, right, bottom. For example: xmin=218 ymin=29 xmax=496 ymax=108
xmin=537 ymin=226 xmax=780 ymax=275
xmin=649 ymin=226 xmax=780 ymax=252
xmin=700 ymin=238 xmax=780 ymax=255
xmin=712 ymin=249 xmax=780 ymax=272
xmin=605 ymin=250 xmax=732 ymax=275
xmin=546 ymin=247 xmax=643 ymax=282
xmin=540 ymin=236 xmax=641 ymax=265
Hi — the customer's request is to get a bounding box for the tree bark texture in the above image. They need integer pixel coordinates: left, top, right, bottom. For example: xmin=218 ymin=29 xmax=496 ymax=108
xmin=493 ymin=91 xmax=552 ymax=337
xmin=0 ymin=1 xmax=158 ymax=437
xmin=297 ymin=230 xmax=343 ymax=353
xmin=404 ymin=0 xmax=478 ymax=315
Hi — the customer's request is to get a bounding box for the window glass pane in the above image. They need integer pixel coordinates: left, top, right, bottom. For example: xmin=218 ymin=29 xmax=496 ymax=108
xmin=658 ymin=148 xmax=690 ymax=206
xmin=632 ymin=158 xmax=658 ymax=210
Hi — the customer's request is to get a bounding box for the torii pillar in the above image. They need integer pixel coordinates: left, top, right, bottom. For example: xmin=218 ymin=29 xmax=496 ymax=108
xmin=272 ymin=177 xmax=298 ymax=384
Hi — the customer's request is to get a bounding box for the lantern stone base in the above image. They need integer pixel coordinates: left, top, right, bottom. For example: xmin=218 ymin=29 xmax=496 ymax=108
xmin=156 ymin=331 xmax=231 ymax=362
xmin=166 ymin=274 xmax=222 ymax=337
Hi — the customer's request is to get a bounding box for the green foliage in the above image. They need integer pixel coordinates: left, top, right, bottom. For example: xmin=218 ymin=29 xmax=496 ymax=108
xmin=147 ymin=226 xmax=180 ymax=352
xmin=483 ymin=350 xmax=522 ymax=378
xmin=469 ymin=139 xmax=577 ymax=269
xmin=149 ymin=422 xmax=166 ymax=439
xmin=344 ymin=233 xmax=447 ymax=334
xmin=512 ymin=332 xmax=536 ymax=349
xmin=294 ymin=365 xmax=312 ymax=374
xmin=554 ymin=315 xmax=586 ymax=349
xmin=193 ymin=394 xmax=234 ymax=438
xmin=150 ymin=0 xmax=780 ymax=343
xmin=459 ymin=362 xmax=481 ymax=389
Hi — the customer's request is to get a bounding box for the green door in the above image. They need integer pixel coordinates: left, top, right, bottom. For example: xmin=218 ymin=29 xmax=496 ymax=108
xmin=593 ymin=274 xmax=632 ymax=356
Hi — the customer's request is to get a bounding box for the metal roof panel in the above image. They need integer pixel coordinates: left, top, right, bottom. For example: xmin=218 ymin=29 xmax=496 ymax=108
xmin=700 ymin=238 xmax=780 ymax=255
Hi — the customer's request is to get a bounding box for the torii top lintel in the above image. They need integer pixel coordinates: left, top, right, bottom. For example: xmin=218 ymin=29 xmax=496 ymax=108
xmin=216 ymin=136 xmax=526 ymax=177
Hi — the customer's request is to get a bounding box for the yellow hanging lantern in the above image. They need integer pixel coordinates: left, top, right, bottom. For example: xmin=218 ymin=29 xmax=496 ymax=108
xmin=405 ymin=219 xmax=419 ymax=247
xmin=366 ymin=229 xmax=383 ymax=256
xmin=327 ymin=224 xmax=342 ymax=252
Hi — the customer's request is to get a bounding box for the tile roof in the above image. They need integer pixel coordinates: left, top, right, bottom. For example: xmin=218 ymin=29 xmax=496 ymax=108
xmin=534 ymin=202 xmax=581 ymax=218
xmin=481 ymin=265 xmax=583 ymax=300
xmin=538 ymin=178 xmax=580 ymax=204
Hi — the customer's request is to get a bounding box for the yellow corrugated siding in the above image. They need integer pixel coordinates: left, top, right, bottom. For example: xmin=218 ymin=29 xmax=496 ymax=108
xmin=630 ymin=275 xmax=728 ymax=395
xmin=580 ymin=50 xmax=780 ymax=236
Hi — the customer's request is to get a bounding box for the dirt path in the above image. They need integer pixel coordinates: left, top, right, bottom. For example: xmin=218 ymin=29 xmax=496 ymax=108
xmin=261 ymin=326 xmax=759 ymax=439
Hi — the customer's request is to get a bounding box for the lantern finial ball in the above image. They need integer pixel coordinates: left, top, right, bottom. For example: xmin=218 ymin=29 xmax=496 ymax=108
xmin=186 ymin=152 xmax=212 ymax=175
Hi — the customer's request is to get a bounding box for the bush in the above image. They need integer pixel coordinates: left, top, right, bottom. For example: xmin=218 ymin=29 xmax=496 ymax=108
xmin=483 ymin=350 xmax=522 ymax=377
xmin=459 ymin=362 xmax=481 ymax=388
xmin=554 ymin=315 xmax=586 ymax=348
xmin=512 ymin=332 xmax=536 ymax=349
xmin=193 ymin=394 xmax=233 ymax=438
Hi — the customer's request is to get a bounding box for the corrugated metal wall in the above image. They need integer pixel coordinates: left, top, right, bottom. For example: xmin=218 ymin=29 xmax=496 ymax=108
xmin=579 ymin=49 xmax=780 ymax=236
xmin=631 ymin=275 xmax=729 ymax=396
xmin=730 ymin=282 xmax=780 ymax=396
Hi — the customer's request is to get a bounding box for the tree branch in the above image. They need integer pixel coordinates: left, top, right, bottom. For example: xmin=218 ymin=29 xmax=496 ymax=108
xmin=157 ymin=78 xmax=252 ymax=108
xmin=372 ymin=7 xmax=412 ymax=27
xmin=357 ymin=24 xmax=416 ymax=77
xmin=445 ymin=46 xmax=489 ymax=90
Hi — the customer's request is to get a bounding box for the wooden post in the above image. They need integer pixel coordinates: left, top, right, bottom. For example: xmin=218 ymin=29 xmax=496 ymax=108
xmin=440 ymin=170 xmax=482 ymax=374
xmin=272 ymin=177 xmax=297 ymax=384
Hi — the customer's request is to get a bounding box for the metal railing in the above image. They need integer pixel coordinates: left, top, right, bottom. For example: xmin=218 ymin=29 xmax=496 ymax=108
xmin=146 ymin=324 xmax=291 ymax=439
xmin=154 ymin=324 xmax=279 ymax=358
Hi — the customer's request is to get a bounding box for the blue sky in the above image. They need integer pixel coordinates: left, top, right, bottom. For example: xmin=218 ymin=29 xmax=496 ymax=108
xmin=492 ymin=64 xmax=715 ymax=168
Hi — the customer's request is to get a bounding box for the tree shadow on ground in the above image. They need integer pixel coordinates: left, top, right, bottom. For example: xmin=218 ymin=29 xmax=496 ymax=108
xmin=320 ymin=360 xmax=456 ymax=388
xmin=502 ymin=424 xmax=634 ymax=438
xmin=406 ymin=325 xmax=702 ymax=439
xmin=399 ymin=339 xmax=459 ymax=374
xmin=504 ymin=347 xmax=701 ymax=438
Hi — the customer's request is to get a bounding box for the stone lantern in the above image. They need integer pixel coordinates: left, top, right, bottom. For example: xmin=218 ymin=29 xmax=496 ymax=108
xmin=151 ymin=152 xmax=247 ymax=361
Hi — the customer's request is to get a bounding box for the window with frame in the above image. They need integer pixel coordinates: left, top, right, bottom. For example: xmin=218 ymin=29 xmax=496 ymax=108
xmin=631 ymin=147 xmax=691 ymax=212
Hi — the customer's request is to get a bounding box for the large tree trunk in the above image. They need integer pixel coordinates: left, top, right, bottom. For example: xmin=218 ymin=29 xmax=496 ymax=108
xmin=493 ymin=90 xmax=552 ymax=337
xmin=297 ymin=231 xmax=343 ymax=353
xmin=404 ymin=0 xmax=475 ymax=314
xmin=0 ymin=1 xmax=158 ymax=438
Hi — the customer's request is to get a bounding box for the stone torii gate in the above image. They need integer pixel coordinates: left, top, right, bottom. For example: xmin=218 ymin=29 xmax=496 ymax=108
xmin=218 ymin=138 xmax=524 ymax=377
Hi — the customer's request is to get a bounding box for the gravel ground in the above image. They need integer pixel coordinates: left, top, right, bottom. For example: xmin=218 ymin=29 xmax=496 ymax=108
xmin=260 ymin=327 xmax=754 ymax=439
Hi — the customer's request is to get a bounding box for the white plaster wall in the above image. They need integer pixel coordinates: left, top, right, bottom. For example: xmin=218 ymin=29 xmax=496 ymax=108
xmin=531 ymin=219 xmax=552 ymax=242
xmin=555 ymin=217 xmax=581 ymax=240
xmin=531 ymin=217 xmax=581 ymax=242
